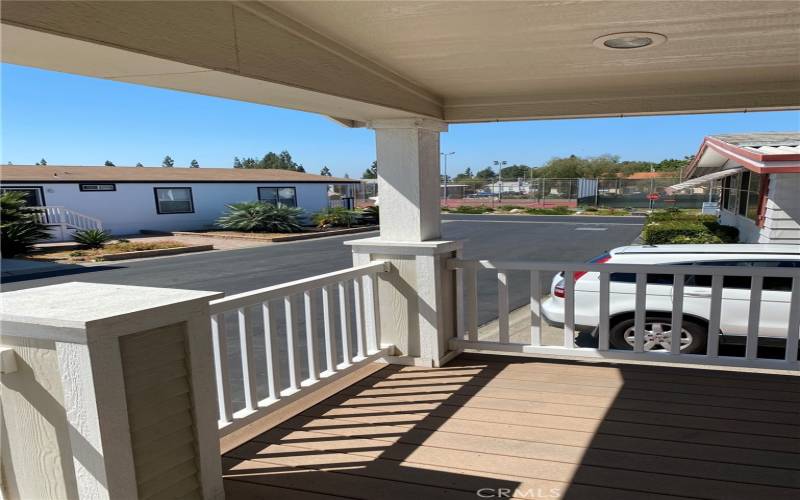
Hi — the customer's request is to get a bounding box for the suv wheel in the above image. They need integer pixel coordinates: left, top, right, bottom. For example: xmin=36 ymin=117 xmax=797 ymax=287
xmin=609 ymin=316 xmax=707 ymax=354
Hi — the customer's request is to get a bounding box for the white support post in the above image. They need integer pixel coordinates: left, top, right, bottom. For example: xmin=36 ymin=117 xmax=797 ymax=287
xmin=345 ymin=117 xmax=462 ymax=367
xmin=0 ymin=283 xmax=225 ymax=500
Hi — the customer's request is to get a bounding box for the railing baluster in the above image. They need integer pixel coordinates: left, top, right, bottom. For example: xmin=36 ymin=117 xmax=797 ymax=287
xmin=321 ymin=285 xmax=338 ymax=373
xmin=210 ymin=313 xmax=233 ymax=423
xmin=598 ymin=272 xmax=610 ymax=351
xmin=634 ymin=273 xmax=647 ymax=352
xmin=706 ymin=274 xmax=723 ymax=357
xmin=497 ymin=271 xmax=509 ymax=343
xmin=238 ymin=307 xmax=258 ymax=412
xmin=786 ymin=277 xmax=800 ymax=363
xmin=529 ymin=270 xmax=542 ymax=346
xmin=670 ymin=274 xmax=684 ymax=355
xmin=338 ymin=280 xmax=353 ymax=366
xmin=464 ymin=265 xmax=479 ymax=341
xmin=353 ymin=278 xmax=366 ymax=359
xmin=745 ymin=275 xmax=763 ymax=361
xmin=362 ymin=273 xmax=380 ymax=354
xmin=261 ymin=300 xmax=280 ymax=401
xmin=303 ymin=290 xmax=320 ymax=382
xmin=564 ymin=271 xmax=575 ymax=348
xmin=284 ymin=295 xmax=300 ymax=391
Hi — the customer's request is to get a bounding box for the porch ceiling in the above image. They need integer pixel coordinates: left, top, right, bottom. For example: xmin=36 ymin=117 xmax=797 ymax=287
xmin=2 ymin=1 xmax=799 ymax=123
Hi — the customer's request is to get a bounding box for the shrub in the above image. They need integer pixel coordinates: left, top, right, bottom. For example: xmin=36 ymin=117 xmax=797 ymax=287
xmin=73 ymin=228 xmax=114 ymax=248
xmin=453 ymin=205 xmax=493 ymax=214
xmin=0 ymin=191 xmax=51 ymax=256
xmin=359 ymin=205 xmax=379 ymax=225
xmin=582 ymin=206 xmax=599 ymax=212
xmin=313 ymin=207 xmax=359 ymax=228
xmin=642 ymin=222 xmax=722 ymax=245
xmin=497 ymin=205 xmax=527 ymax=211
xmin=524 ymin=206 xmax=572 ymax=215
xmin=216 ymin=202 xmax=304 ymax=232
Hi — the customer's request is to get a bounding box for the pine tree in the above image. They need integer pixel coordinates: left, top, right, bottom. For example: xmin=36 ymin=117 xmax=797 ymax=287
xmin=320 ymin=166 xmax=332 ymax=176
xmin=135 ymin=162 xmax=144 ymax=167
xmin=36 ymin=158 xmax=47 ymax=166
xmin=104 ymin=160 xmax=115 ymax=166
xmin=233 ymin=157 xmax=243 ymax=168
xmin=190 ymin=159 xmax=200 ymax=168
xmin=362 ymin=160 xmax=377 ymax=179
xmin=162 ymin=155 xmax=174 ymax=168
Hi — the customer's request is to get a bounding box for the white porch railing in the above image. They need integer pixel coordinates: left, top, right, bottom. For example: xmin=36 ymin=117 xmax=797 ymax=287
xmin=29 ymin=206 xmax=103 ymax=237
xmin=208 ymin=261 xmax=391 ymax=439
xmin=449 ymin=259 xmax=800 ymax=370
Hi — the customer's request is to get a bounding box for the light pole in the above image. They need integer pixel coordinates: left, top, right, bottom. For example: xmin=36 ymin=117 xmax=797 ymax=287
xmin=493 ymin=160 xmax=507 ymax=204
xmin=441 ymin=151 xmax=455 ymax=207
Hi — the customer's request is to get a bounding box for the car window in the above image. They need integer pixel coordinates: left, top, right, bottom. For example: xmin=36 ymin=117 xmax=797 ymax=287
xmin=610 ymin=273 xmax=674 ymax=285
xmin=685 ymin=260 xmax=799 ymax=292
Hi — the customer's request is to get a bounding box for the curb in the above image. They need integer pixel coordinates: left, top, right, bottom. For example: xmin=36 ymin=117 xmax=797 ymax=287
xmin=171 ymin=226 xmax=378 ymax=242
xmin=95 ymin=244 xmax=214 ymax=261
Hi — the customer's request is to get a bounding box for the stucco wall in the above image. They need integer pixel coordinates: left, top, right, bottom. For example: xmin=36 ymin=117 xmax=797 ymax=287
xmin=2 ymin=182 xmax=331 ymax=235
xmin=719 ymin=209 xmax=761 ymax=243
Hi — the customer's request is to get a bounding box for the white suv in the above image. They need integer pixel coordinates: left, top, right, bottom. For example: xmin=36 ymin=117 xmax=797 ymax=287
xmin=541 ymin=244 xmax=800 ymax=353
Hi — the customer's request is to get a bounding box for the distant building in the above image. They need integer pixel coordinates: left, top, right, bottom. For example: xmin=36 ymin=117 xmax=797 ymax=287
xmin=0 ymin=165 xmax=358 ymax=237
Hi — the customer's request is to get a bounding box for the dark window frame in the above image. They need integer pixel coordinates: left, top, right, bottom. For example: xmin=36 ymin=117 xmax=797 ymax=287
xmin=0 ymin=186 xmax=46 ymax=206
xmin=153 ymin=187 xmax=195 ymax=215
xmin=79 ymin=183 xmax=116 ymax=192
xmin=257 ymin=186 xmax=297 ymax=208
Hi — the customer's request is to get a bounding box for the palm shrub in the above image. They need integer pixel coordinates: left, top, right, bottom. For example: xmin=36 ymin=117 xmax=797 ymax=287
xmin=216 ymin=202 xmax=304 ymax=232
xmin=73 ymin=228 xmax=114 ymax=248
xmin=0 ymin=191 xmax=51 ymax=256
xmin=359 ymin=205 xmax=379 ymax=225
xmin=313 ymin=207 xmax=359 ymax=228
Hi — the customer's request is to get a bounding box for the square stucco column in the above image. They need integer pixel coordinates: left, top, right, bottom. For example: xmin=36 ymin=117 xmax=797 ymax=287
xmin=0 ymin=283 xmax=225 ymax=500
xmin=346 ymin=117 xmax=462 ymax=367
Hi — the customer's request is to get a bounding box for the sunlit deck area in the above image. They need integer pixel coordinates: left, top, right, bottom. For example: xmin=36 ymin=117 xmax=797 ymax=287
xmin=221 ymin=353 xmax=800 ymax=500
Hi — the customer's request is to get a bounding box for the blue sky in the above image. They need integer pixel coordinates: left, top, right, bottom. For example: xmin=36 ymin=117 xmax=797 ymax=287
xmin=2 ymin=63 xmax=798 ymax=178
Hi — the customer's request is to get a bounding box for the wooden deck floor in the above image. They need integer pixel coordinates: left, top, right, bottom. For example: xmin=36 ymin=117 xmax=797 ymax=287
xmin=222 ymin=353 xmax=800 ymax=500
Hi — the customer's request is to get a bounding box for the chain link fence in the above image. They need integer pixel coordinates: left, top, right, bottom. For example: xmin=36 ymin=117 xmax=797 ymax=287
xmin=331 ymin=177 xmax=714 ymax=210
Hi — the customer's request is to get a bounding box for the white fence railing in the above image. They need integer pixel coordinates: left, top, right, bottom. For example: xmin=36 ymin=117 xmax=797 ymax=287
xmin=208 ymin=261 xmax=390 ymax=438
xmin=449 ymin=259 xmax=800 ymax=370
xmin=30 ymin=206 xmax=103 ymax=235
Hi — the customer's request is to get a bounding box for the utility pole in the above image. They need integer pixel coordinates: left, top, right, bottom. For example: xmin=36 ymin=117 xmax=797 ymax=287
xmin=441 ymin=151 xmax=455 ymax=207
xmin=493 ymin=160 xmax=507 ymax=205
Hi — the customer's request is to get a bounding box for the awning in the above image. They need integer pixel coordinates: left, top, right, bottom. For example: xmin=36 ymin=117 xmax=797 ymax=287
xmin=664 ymin=167 xmax=743 ymax=193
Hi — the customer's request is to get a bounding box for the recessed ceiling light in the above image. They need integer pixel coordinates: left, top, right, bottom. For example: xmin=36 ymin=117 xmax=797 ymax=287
xmin=593 ymin=32 xmax=667 ymax=50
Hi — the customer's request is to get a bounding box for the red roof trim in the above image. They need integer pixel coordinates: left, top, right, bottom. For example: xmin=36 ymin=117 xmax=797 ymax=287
xmin=706 ymin=136 xmax=800 ymax=162
xmin=685 ymin=136 xmax=800 ymax=178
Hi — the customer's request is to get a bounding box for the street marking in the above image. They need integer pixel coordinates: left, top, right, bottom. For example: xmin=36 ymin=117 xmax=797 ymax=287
xmin=575 ymin=227 xmax=608 ymax=231
xmin=442 ymin=219 xmax=643 ymax=226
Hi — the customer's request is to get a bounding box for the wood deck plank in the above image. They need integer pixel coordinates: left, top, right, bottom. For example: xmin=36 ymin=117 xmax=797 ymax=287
xmin=223 ymin=353 xmax=800 ymax=500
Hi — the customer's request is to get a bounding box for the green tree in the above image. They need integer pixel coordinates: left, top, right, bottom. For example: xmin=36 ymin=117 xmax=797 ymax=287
xmin=190 ymin=159 xmax=200 ymax=168
xmin=499 ymin=164 xmax=530 ymax=179
xmin=135 ymin=162 xmax=144 ymax=167
xmin=104 ymin=160 xmax=115 ymax=166
xmin=474 ymin=167 xmax=496 ymax=180
xmin=162 ymin=155 xmax=175 ymax=168
xmin=320 ymin=166 xmax=332 ymax=176
xmin=233 ymin=157 xmax=243 ymax=168
xmin=36 ymin=158 xmax=47 ymax=166
xmin=363 ymin=160 xmax=377 ymax=179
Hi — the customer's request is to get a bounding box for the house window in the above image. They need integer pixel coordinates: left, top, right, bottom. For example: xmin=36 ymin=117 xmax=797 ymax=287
xmin=80 ymin=183 xmax=116 ymax=192
xmin=725 ymin=171 xmax=765 ymax=222
xmin=154 ymin=187 xmax=194 ymax=214
xmin=258 ymin=187 xmax=297 ymax=207
xmin=0 ymin=187 xmax=44 ymax=206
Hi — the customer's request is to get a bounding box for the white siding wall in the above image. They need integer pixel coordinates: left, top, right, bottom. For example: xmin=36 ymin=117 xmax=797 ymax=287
xmin=3 ymin=182 xmax=331 ymax=235
xmin=719 ymin=208 xmax=761 ymax=243
xmin=759 ymin=173 xmax=800 ymax=244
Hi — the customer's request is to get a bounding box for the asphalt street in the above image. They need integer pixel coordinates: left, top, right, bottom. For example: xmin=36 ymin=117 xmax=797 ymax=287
xmin=4 ymin=215 xmax=646 ymax=324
